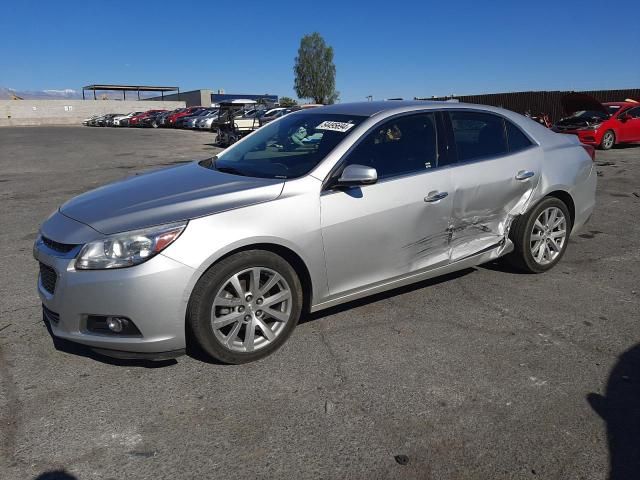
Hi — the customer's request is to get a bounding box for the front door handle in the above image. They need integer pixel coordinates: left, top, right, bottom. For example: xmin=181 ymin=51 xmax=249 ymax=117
xmin=424 ymin=191 xmax=448 ymax=203
xmin=515 ymin=170 xmax=535 ymax=181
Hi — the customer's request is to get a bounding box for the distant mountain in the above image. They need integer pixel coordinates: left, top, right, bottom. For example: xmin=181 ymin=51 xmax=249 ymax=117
xmin=0 ymin=86 xmax=160 ymax=100
xmin=0 ymin=86 xmax=82 ymax=100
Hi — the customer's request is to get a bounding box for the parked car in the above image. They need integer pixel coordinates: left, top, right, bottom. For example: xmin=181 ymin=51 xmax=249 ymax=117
xmin=82 ymin=115 xmax=100 ymax=126
xmin=127 ymin=110 xmax=165 ymax=127
xmin=174 ymin=108 xmax=209 ymax=128
xmin=259 ymin=108 xmax=290 ymax=125
xmin=112 ymin=112 xmax=142 ymax=127
xmin=88 ymin=114 xmax=106 ymax=127
xmin=165 ymin=107 xmax=206 ymax=127
xmin=34 ymin=101 xmax=596 ymax=364
xmin=140 ymin=110 xmax=168 ymax=128
xmin=258 ymin=105 xmax=322 ymax=125
xmin=157 ymin=110 xmax=179 ymax=127
xmin=183 ymin=108 xmax=216 ymax=129
xmin=553 ymin=94 xmax=640 ymax=150
xmin=195 ymin=110 xmax=219 ymax=130
xmin=104 ymin=114 xmax=125 ymax=127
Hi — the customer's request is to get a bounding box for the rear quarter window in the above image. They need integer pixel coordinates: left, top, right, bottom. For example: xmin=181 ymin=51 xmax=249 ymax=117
xmin=505 ymin=120 xmax=533 ymax=152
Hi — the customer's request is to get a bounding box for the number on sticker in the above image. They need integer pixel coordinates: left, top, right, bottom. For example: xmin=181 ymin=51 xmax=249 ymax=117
xmin=315 ymin=121 xmax=355 ymax=133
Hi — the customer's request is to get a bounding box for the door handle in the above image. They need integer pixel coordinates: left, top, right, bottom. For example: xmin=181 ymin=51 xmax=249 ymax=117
xmin=424 ymin=191 xmax=448 ymax=203
xmin=515 ymin=170 xmax=535 ymax=181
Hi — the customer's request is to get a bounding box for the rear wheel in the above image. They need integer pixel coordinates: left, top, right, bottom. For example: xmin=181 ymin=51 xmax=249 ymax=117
xmin=506 ymin=197 xmax=571 ymax=273
xmin=600 ymin=130 xmax=615 ymax=150
xmin=187 ymin=250 xmax=303 ymax=364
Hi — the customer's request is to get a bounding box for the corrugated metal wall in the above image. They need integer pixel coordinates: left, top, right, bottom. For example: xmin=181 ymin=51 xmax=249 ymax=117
xmin=421 ymin=89 xmax=640 ymax=121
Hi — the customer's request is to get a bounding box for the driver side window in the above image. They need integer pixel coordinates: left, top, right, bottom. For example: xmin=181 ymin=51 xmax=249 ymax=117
xmin=626 ymin=107 xmax=640 ymax=119
xmin=343 ymin=113 xmax=438 ymax=180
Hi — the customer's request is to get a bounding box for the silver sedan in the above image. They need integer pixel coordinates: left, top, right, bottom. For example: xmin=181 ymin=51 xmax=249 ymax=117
xmin=34 ymin=101 xmax=597 ymax=363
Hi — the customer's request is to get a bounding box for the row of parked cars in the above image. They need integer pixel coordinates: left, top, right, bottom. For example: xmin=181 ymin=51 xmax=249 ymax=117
xmin=82 ymin=103 xmax=319 ymax=131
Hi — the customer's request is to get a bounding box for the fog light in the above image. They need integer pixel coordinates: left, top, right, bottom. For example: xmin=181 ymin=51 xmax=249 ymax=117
xmin=106 ymin=316 xmax=127 ymax=333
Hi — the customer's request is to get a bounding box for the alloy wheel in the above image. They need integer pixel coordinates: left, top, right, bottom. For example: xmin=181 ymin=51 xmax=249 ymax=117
xmin=210 ymin=267 xmax=292 ymax=352
xmin=603 ymin=132 xmax=614 ymax=149
xmin=530 ymin=207 xmax=567 ymax=266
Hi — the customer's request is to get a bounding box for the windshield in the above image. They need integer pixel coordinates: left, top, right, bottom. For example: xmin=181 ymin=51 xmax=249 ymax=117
xmin=607 ymin=105 xmax=622 ymax=115
xmin=568 ymin=110 xmax=609 ymax=120
xmin=208 ymin=113 xmax=367 ymax=179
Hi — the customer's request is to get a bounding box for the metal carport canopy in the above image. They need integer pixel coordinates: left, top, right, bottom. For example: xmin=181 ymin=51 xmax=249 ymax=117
xmin=82 ymin=84 xmax=180 ymax=101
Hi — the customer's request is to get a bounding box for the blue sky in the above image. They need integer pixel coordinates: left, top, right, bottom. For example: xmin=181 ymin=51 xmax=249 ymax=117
xmin=1 ymin=0 xmax=638 ymax=102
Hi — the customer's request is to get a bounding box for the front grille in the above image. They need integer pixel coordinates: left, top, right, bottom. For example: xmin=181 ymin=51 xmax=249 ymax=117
xmin=43 ymin=305 xmax=60 ymax=324
xmin=39 ymin=263 xmax=57 ymax=294
xmin=42 ymin=236 xmax=77 ymax=254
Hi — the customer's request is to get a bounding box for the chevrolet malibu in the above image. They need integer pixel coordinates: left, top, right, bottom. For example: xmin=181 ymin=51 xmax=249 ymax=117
xmin=34 ymin=101 xmax=597 ymax=363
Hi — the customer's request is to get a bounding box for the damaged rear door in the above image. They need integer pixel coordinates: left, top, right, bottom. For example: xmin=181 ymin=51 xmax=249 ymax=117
xmin=444 ymin=110 xmax=541 ymax=261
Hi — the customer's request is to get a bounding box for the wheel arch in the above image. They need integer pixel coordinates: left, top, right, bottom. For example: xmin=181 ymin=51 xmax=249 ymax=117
xmin=187 ymin=241 xmax=315 ymax=315
xmin=545 ymin=189 xmax=576 ymax=228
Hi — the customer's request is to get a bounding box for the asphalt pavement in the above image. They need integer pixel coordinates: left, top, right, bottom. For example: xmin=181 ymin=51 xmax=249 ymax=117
xmin=0 ymin=126 xmax=639 ymax=479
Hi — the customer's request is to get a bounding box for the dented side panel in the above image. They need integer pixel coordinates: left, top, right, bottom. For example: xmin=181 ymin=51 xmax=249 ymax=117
xmin=447 ymin=147 xmax=542 ymax=261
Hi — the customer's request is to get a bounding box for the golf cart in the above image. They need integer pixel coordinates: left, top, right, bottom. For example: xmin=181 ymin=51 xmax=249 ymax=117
xmin=212 ymin=99 xmax=261 ymax=147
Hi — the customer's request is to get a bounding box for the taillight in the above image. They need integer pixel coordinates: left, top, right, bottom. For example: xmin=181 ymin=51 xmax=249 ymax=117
xmin=581 ymin=143 xmax=596 ymax=162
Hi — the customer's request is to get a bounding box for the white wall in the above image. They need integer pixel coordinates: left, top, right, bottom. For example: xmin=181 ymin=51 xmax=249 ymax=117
xmin=0 ymin=99 xmax=186 ymax=126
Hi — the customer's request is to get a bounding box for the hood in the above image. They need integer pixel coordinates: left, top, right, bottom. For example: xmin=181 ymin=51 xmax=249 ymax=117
xmin=561 ymin=93 xmax=607 ymax=115
xmin=60 ymin=161 xmax=285 ymax=235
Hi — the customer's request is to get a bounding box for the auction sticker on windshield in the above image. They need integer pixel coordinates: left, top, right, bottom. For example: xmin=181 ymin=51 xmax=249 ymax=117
xmin=315 ymin=121 xmax=356 ymax=133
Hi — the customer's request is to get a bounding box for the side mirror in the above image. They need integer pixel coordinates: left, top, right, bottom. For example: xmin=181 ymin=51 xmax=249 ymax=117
xmin=337 ymin=164 xmax=378 ymax=186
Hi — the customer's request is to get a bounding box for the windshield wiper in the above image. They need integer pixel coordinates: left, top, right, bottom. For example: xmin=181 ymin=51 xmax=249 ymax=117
xmin=208 ymin=156 xmax=245 ymax=176
xmin=215 ymin=165 xmax=250 ymax=177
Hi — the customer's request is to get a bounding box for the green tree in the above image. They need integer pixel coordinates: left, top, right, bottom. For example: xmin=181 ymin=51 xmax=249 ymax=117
xmin=294 ymin=32 xmax=339 ymax=105
xmin=278 ymin=96 xmax=298 ymax=107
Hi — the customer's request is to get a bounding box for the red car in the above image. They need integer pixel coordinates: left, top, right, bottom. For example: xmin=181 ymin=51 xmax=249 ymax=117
xmin=165 ymin=106 xmax=206 ymax=127
xmin=553 ymin=93 xmax=640 ymax=150
xmin=129 ymin=110 xmax=167 ymax=127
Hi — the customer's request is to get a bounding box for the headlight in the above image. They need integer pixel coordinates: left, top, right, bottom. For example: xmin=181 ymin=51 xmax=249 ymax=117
xmin=75 ymin=222 xmax=186 ymax=270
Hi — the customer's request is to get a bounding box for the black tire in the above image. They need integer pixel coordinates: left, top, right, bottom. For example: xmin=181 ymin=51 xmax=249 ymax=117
xmin=187 ymin=250 xmax=303 ymax=364
xmin=599 ymin=130 xmax=615 ymax=150
xmin=505 ymin=196 xmax=572 ymax=273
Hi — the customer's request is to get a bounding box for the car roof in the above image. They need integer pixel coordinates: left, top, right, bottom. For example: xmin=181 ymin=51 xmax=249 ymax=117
xmin=300 ymin=100 xmax=515 ymax=118
xmin=603 ymin=101 xmax=637 ymax=107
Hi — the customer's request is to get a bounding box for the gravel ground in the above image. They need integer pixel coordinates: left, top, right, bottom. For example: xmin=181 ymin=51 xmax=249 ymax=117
xmin=0 ymin=126 xmax=639 ymax=480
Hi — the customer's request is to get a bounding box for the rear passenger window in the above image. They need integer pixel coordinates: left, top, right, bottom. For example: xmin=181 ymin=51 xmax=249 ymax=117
xmin=505 ymin=120 xmax=533 ymax=152
xmin=450 ymin=111 xmax=507 ymax=161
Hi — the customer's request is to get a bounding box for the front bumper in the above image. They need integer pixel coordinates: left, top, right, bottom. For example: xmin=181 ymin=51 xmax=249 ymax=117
xmin=34 ymin=242 xmax=195 ymax=355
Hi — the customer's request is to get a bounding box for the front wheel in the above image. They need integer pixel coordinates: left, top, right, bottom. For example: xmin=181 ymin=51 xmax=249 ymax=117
xmin=506 ymin=197 xmax=572 ymax=273
xmin=600 ymin=130 xmax=615 ymax=150
xmin=187 ymin=250 xmax=303 ymax=364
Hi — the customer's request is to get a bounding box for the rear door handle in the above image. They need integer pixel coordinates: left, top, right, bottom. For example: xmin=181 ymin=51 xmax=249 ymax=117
xmin=424 ymin=191 xmax=448 ymax=203
xmin=515 ymin=170 xmax=535 ymax=181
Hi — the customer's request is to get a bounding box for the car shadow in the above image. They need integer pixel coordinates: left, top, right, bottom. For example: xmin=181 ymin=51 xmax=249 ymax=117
xmin=33 ymin=470 xmax=77 ymax=479
xmin=186 ymin=268 xmax=477 ymax=364
xmin=612 ymin=143 xmax=640 ymax=150
xmin=42 ymin=318 xmax=177 ymax=369
xmin=587 ymin=343 xmax=640 ymax=479
xmin=478 ymin=259 xmax=528 ymax=275
xmin=301 ymin=267 xmax=475 ymax=324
